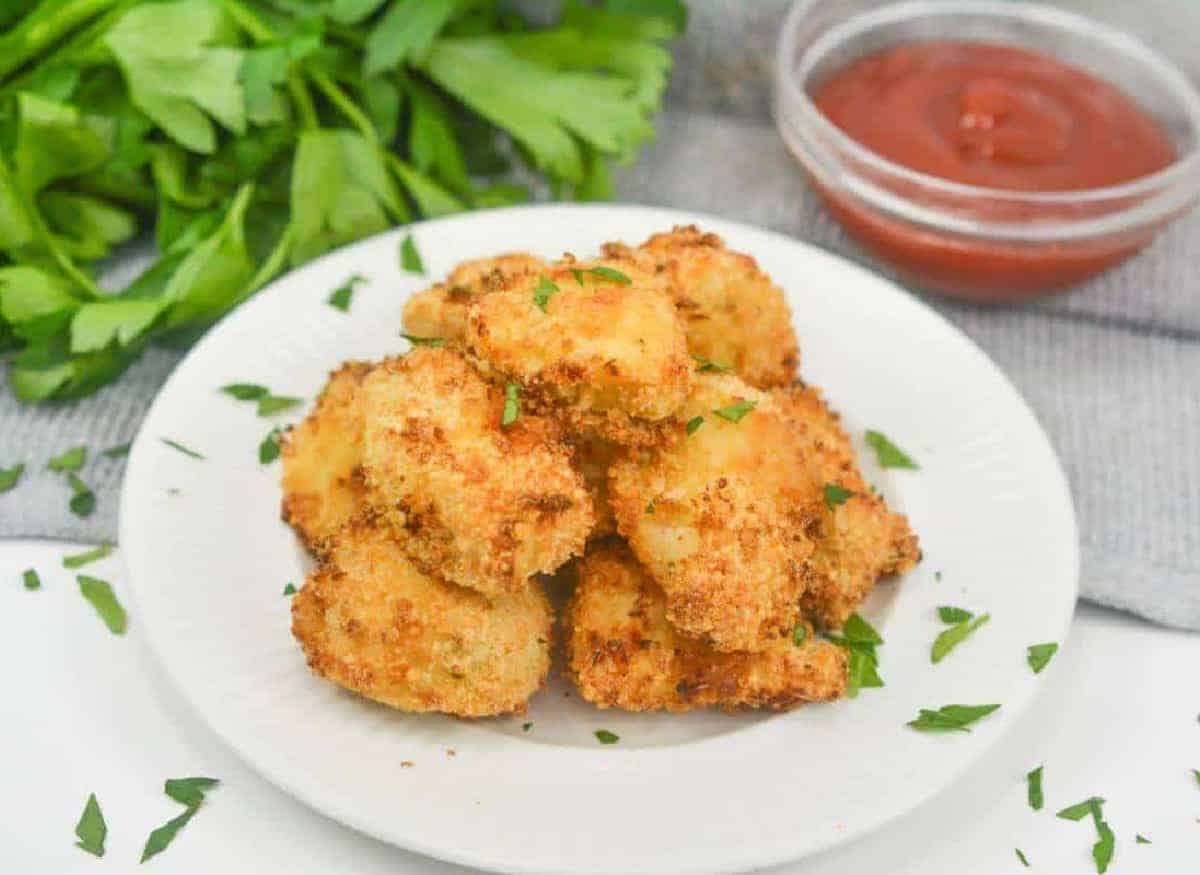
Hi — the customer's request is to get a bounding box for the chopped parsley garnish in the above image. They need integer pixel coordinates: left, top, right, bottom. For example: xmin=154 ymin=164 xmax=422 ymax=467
xmin=827 ymin=613 xmax=884 ymax=698
xmin=400 ymin=234 xmax=424 ymax=274
xmin=532 ymin=276 xmax=559 ymax=312
xmin=934 ymin=570 xmax=943 ymax=582
xmin=283 ymin=583 xmax=297 ymax=596
xmin=74 ymin=793 xmax=106 ymax=857
xmin=257 ymin=395 xmax=303 ymax=417
xmin=645 ymin=502 xmax=654 ymax=514
xmin=1027 ymin=642 xmax=1058 ymax=674
xmin=712 ymin=399 xmax=756 ymax=423
xmin=907 ymin=703 xmax=1000 ymax=732
xmin=328 ymin=274 xmax=366 ymax=311
xmin=1015 ymin=848 xmax=1030 ymax=867
xmin=47 ymin=445 xmax=87 ymax=472
xmin=586 ymin=266 xmax=631 ymax=285
xmin=161 ymin=438 xmax=204 ymax=459
xmin=1087 ymin=800 xmax=1116 ymax=873
xmin=141 ymin=777 xmax=220 ymax=863
xmin=501 ymin=382 xmax=520 ymax=426
xmin=402 ymin=333 xmax=446 ymax=347
xmin=685 ymin=415 xmax=704 ymax=435
xmin=865 ymin=430 xmax=919 ymax=469
xmin=522 ymin=722 xmax=533 ymax=732
xmin=102 ymin=442 xmax=132 ymax=458
xmin=1192 ymin=768 xmax=1200 ymax=787
xmin=220 ymin=383 xmax=268 ymax=400
xmin=1027 ymin=765 xmax=1044 ymax=810
xmin=792 ymin=624 xmax=807 ymax=646
xmin=823 ymin=483 xmax=854 ymax=509
xmin=23 ymin=568 xmax=41 ymax=590
xmin=594 ymin=729 xmax=619 ymax=744
xmin=259 ymin=427 xmax=284 ymax=464
xmin=77 ymin=575 xmax=127 ymax=635
xmin=67 ymin=474 xmax=96 ymax=517
xmin=842 ymin=613 xmax=883 ymax=645
xmin=692 ymin=355 xmax=731 ymax=373
xmin=931 ymin=612 xmax=990 ymax=664
xmin=1136 ymin=834 xmax=1151 ymax=844
xmin=63 ymin=543 xmax=113 ymax=569
xmin=1056 ymin=797 xmax=1105 ymax=821
xmin=0 ymin=463 xmax=25 ymax=493
xmin=937 ymin=606 xmax=972 ymax=623
xmin=570 ymin=268 xmax=585 ymax=285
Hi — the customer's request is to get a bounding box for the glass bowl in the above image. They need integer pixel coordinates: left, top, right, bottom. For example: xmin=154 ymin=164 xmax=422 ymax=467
xmin=774 ymin=0 xmax=1200 ymax=302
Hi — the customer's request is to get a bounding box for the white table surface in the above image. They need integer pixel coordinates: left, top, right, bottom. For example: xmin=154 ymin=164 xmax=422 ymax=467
xmin=1 ymin=538 xmax=1196 ymax=874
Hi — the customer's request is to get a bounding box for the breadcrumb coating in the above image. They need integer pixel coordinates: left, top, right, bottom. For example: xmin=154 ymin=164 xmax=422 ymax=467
xmin=402 ymin=252 xmax=547 ymax=343
xmin=463 ymin=257 xmax=692 ymax=446
xmin=568 ymin=430 xmax=623 ymax=540
xmin=605 ymin=225 xmax=800 ymax=389
xmin=608 ymin=374 xmax=823 ymax=652
xmin=281 ymin=360 xmax=375 ymax=553
xmin=361 ymin=347 xmax=592 ymax=598
xmin=776 ymin=382 xmax=921 ymax=628
xmin=565 ymin=541 xmax=847 ymax=711
xmin=292 ymin=516 xmax=552 ymax=717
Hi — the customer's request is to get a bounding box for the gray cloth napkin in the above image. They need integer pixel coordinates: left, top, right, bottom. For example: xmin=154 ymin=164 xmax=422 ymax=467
xmin=2 ymin=0 xmax=1198 ymax=632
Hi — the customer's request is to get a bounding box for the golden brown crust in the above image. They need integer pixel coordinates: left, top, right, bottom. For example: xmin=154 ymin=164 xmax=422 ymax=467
xmin=565 ymin=540 xmax=847 ymax=711
xmin=607 ymin=225 xmax=800 ymax=389
xmin=463 ymin=256 xmax=693 ymax=446
xmin=280 ymin=360 xmax=376 ymax=552
xmin=402 ymin=253 xmax=547 ymax=343
xmin=361 ymin=347 xmax=593 ymax=599
xmin=567 ymin=430 xmax=624 ymax=540
xmin=607 ymin=374 xmax=823 ymax=652
xmin=775 ymin=383 xmax=921 ymax=628
xmin=292 ymin=516 xmax=552 ymax=717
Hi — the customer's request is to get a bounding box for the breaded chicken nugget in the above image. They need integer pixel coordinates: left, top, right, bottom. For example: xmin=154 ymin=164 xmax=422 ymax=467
xmin=402 ymin=252 xmax=547 ymax=343
xmin=607 ymin=225 xmax=800 ymax=389
xmin=463 ymin=257 xmax=692 ymax=446
xmin=608 ymin=374 xmax=822 ymax=652
xmin=568 ymin=430 xmax=623 ymax=540
xmin=292 ymin=515 xmax=552 ymax=717
xmin=281 ymin=360 xmax=375 ymax=552
xmin=565 ymin=540 xmax=847 ymax=711
xmin=361 ymin=347 xmax=592 ymax=598
xmin=776 ymin=382 xmax=921 ymax=628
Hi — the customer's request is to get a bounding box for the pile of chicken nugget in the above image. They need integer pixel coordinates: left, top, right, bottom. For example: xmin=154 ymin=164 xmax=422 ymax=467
xmin=282 ymin=226 xmax=920 ymax=718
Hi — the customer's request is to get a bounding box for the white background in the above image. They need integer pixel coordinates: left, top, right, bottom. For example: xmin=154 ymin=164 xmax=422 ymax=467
xmin=1 ymin=539 xmax=1197 ymax=873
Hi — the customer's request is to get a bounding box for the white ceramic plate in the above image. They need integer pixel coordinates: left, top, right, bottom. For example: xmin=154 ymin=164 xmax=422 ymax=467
xmin=119 ymin=205 xmax=1077 ymax=875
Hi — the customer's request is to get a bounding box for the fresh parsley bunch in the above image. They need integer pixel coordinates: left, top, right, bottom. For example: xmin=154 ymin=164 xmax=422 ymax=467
xmin=0 ymin=0 xmax=684 ymax=401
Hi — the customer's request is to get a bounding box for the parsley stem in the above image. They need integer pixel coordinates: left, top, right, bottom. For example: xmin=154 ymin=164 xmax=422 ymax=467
xmin=243 ymin=224 xmax=295 ymax=298
xmin=287 ymin=75 xmax=319 ymax=130
xmin=309 ymin=70 xmax=379 ymax=145
xmin=0 ymin=0 xmax=119 ymax=82
xmin=218 ymin=0 xmax=274 ymax=44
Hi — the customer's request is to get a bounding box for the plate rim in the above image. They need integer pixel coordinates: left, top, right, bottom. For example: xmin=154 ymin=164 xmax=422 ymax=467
xmin=118 ymin=202 xmax=1080 ymax=874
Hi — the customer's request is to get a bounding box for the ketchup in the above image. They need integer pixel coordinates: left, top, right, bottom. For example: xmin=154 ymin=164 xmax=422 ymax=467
xmin=808 ymin=42 xmax=1179 ymax=300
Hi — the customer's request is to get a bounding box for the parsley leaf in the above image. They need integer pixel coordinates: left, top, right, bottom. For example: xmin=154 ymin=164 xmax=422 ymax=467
xmin=586 ymin=266 xmax=631 ymax=285
xmin=502 ymin=382 xmax=520 ymax=426
xmin=1015 ymin=848 xmax=1030 ymax=867
xmin=792 ymin=624 xmax=807 ymax=646
xmin=257 ymin=395 xmax=302 ymax=417
xmin=532 ymin=276 xmax=559 ymax=312
xmin=823 ymin=483 xmax=854 ymax=509
xmin=1193 ymin=768 xmax=1200 ymax=787
xmin=63 ymin=543 xmax=113 ymax=569
xmin=283 ymin=583 xmax=296 ymax=596
xmin=594 ymin=729 xmax=619 ymax=744
xmin=692 ymin=355 xmax=731 ymax=373
xmin=828 ymin=613 xmax=885 ymax=697
xmin=74 ymin=793 xmax=106 ymax=857
xmin=712 ymin=400 xmax=756 ymax=423
xmin=842 ymin=613 xmax=884 ymax=645
xmin=865 ymin=430 xmax=919 ymax=470
xmin=47 ymin=445 xmax=87 ymax=472
xmin=0 ymin=463 xmax=24 ymax=493
xmin=400 ymin=234 xmax=424 ymax=274
xmin=931 ymin=613 xmax=990 ymax=663
xmin=522 ymin=722 xmax=533 ymax=732
xmin=141 ymin=807 xmax=198 ymax=864
xmin=23 ymin=568 xmax=41 ymax=590
xmin=1136 ymin=834 xmax=1151 ymax=844
xmin=570 ymin=268 xmax=585 ymax=285
xmin=1093 ymin=816 xmax=1115 ymax=873
xmin=67 ymin=474 xmax=95 ymax=517
xmin=141 ymin=776 xmax=220 ymax=863
xmin=937 ymin=606 xmax=973 ymax=623
xmin=907 ymin=703 xmax=1000 ymax=732
xmin=221 ymin=383 xmax=268 ymax=400
xmin=77 ymin=575 xmax=127 ymax=635
xmin=685 ymin=415 xmax=704 ymax=435
xmin=161 ymin=438 xmax=204 ymax=459
xmin=1057 ymin=798 xmax=1106 ymax=821
xmin=259 ymin=427 xmax=283 ymax=464
xmin=402 ymin=333 xmax=445 ymax=347
xmin=1027 ymin=765 xmax=1044 ymax=811
xmin=164 ymin=777 xmax=219 ymax=808
xmin=328 ymin=274 xmax=366 ymax=312
xmin=1027 ymin=642 xmax=1059 ymax=674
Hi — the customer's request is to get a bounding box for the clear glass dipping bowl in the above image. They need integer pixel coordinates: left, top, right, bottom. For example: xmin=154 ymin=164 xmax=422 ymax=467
xmin=774 ymin=0 xmax=1200 ymax=302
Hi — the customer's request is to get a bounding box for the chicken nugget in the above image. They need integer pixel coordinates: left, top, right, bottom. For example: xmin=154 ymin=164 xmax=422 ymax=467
xmin=292 ymin=515 xmax=552 ymax=717
xmin=569 ymin=430 xmax=623 ymax=540
xmin=361 ymin=347 xmax=592 ymax=598
xmin=608 ymin=225 xmax=799 ymax=389
xmin=776 ymin=382 xmax=921 ymax=628
xmin=608 ymin=374 xmax=822 ymax=652
xmin=281 ymin=360 xmax=375 ymax=552
xmin=463 ymin=257 xmax=692 ymax=446
xmin=402 ymin=252 xmax=547 ymax=343
xmin=565 ymin=540 xmax=847 ymax=711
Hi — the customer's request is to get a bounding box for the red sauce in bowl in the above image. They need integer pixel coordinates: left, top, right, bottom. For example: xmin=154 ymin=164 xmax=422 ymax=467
xmin=808 ymin=41 xmax=1180 ymax=300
